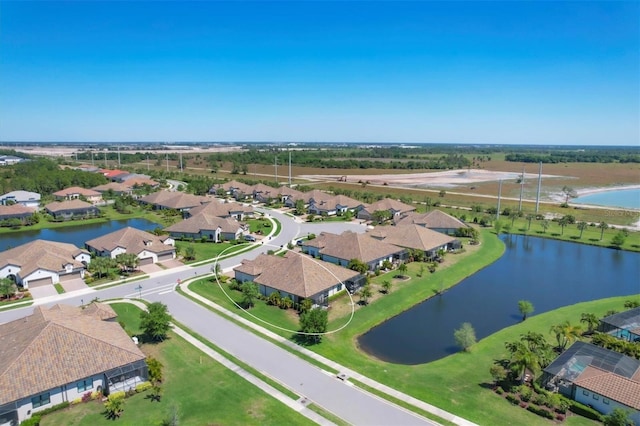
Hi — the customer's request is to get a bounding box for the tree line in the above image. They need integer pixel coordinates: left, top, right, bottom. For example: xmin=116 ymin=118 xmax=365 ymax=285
xmin=505 ymin=149 xmax=640 ymax=164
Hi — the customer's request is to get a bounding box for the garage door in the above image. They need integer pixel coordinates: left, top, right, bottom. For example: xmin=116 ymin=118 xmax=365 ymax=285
xmin=139 ymin=257 xmax=154 ymax=265
xmin=157 ymin=253 xmax=174 ymax=262
xmin=60 ymin=271 xmax=82 ymax=281
xmin=28 ymin=276 xmax=53 ymax=288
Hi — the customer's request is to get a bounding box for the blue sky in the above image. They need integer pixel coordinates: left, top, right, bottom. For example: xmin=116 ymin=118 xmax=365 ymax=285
xmin=0 ymin=1 xmax=638 ymax=145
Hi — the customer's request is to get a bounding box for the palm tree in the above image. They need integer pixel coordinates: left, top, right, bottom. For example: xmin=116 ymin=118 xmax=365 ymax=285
xmin=541 ymin=220 xmax=550 ymax=234
xmin=598 ymin=221 xmax=608 ymax=240
xmin=518 ymin=300 xmax=534 ymax=321
xmin=558 ymin=216 xmax=570 ymax=236
xmin=506 ymin=340 xmax=541 ymax=381
xmin=575 ymin=221 xmax=588 ymax=239
xmin=359 ymin=284 xmax=372 ymax=305
xmin=525 ymin=213 xmax=535 ymax=231
xmin=550 ymin=321 xmax=582 ymax=351
xmin=580 ymin=313 xmax=600 ymax=334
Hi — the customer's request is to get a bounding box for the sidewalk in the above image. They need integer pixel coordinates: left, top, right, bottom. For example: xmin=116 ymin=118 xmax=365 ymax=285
xmin=106 ymin=300 xmax=336 ymax=426
xmin=180 ymin=279 xmax=477 ymax=426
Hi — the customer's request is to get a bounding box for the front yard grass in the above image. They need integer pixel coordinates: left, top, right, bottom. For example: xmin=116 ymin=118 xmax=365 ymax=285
xmin=41 ymin=303 xmax=312 ymax=426
xmin=176 ymin=240 xmax=248 ymax=264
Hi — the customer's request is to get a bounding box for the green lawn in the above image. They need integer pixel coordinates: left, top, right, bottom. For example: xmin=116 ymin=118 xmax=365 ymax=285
xmin=245 ymin=217 xmax=272 ymax=233
xmin=175 ymin=240 xmax=248 ymax=264
xmin=41 ymin=303 xmax=312 ymax=426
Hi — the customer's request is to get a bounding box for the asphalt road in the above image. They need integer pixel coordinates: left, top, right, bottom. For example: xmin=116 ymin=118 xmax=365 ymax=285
xmin=0 ymin=209 xmax=435 ymax=425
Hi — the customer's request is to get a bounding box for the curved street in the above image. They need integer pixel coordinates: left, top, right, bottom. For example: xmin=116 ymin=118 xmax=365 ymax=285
xmin=0 ymin=209 xmax=443 ymax=425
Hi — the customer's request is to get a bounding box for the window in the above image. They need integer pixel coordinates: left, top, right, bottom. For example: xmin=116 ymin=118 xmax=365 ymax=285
xmin=593 ymin=394 xmax=599 ymax=401
xmin=582 ymin=390 xmax=589 ymax=396
xmin=77 ymin=378 xmax=93 ymax=392
xmin=31 ymin=393 xmax=50 ymax=408
xmin=603 ymin=398 xmax=610 ymax=405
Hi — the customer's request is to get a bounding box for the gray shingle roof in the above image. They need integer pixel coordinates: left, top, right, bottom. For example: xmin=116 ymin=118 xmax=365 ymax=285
xmin=0 ymin=239 xmax=88 ymax=277
xmin=306 ymin=231 xmax=405 ymax=263
xmin=85 ymin=227 xmax=174 ymax=256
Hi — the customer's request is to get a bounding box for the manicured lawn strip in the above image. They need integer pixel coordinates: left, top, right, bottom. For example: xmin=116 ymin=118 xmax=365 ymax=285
xmin=307 ymin=404 xmax=350 ymax=426
xmin=110 ymin=303 xmax=144 ymax=336
xmin=188 ymin=279 xmax=299 ymax=337
xmin=350 ymin=379 xmax=455 ymax=426
xmin=54 ymin=284 xmax=65 ymax=294
xmin=88 ymin=274 xmax=149 ymax=288
xmin=325 ymin=296 xmax=638 ymax=426
xmin=176 ymin=240 xmax=248 ymax=264
xmin=272 ymin=217 xmax=282 ymax=235
xmin=246 ymin=217 xmax=273 ymax=233
xmin=177 ymin=285 xmax=340 ymax=375
xmin=42 ymin=303 xmax=312 ymax=426
xmin=0 ymin=299 xmax=33 ymax=310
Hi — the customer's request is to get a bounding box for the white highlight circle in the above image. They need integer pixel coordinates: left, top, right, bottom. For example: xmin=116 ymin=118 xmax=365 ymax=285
xmin=212 ymin=241 xmax=356 ymax=337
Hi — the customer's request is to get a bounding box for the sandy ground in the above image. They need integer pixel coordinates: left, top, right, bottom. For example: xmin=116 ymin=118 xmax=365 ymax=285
xmin=0 ymin=144 xmax=242 ymax=157
xmin=301 ymin=169 xmax=560 ymax=187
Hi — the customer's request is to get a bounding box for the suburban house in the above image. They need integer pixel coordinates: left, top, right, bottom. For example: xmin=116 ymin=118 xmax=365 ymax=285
xmin=368 ymin=224 xmax=460 ymax=259
xmin=44 ymin=200 xmax=100 ymax=220
xmin=301 ymin=231 xmax=408 ymax=271
xmin=233 ymin=252 xmax=365 ymax=303
xmin=165 ymin=213 xmax=245 ymax=242
xmin=92 ymin=182 xmax=134 ymax=196
xmin=278 ymin=186 xmax=304 ymax=204
xmin=251 ymin=183 xmax=278 ymax=203
xmin=307 ymin=194 xmax=366 ymax=216
xmin=212 ymin=180 xmax=254 ymax=201
xmin=85 ymin=227 xmax=176 ymax=265
xmin=598 ymin=308 xmax=640 ymax=343
xmin=0 ymin=190 xmax=41 ymax=208
xmin=100 ymin=169 xmax=127 ymax=180
xmin=0 ymin=240 xmax=91 ymax=288
xmin=187 ymin=199 xmax=254 ymax=221
xmin=0 ymin=204 xmax=36 ymax=222
xmin=283 ymin=189 xmax=330 ymax=208
xmin=395 ymin=210 xmax=469 ymax=235
xmin=119 ymin=176 xmax=159 ymax=189
xmin=139 ymin=190 xmax=210 ymax=212
xmin=0 ymin=304 xmax=147 ymax=425
xmin=53 ymin=186 xmax=103 ymax=204
xmin=357 ymin=198 xmax=416 ymax=220
xmin=542 ymin=341 xmax=640 ymax=424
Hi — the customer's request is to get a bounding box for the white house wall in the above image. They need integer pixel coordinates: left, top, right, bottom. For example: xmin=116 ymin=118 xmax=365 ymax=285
xmin=17 ymin=373 xmax=106 ymax=423
xmin=0 ymin=264 xmax=20 ymax=281
xmin=575 ymin=386 xmax=640 ymax=424
xmin=23 ymin=270 xmax=59 ymax=287
xmin=74 ymin=253 xmax=92 ymax=264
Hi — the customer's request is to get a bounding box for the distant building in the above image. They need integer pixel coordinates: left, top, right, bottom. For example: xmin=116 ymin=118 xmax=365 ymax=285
xmin=85 ymin=227 xmax=175 ymax=265
xmin=599 ymin=308 xmax=640 ymax=343
xmin=357 ymin=198 xmax=416 ymax=220
xmin=0 ymin=190 xmax=41 ymax=208
xmin=45 ymin=200 xmax=100 ymax=220
xmin=139 ymin=190 xmax=210 ymax=212
xmin=395 ymin=210 xmax=469 ymax=235
xmin=53 ymin=186 xmax=103 ymax=204
xmin=368 ymin=224 xmax=460 ymax=259
xmin=0 ymin=204 xmax=36 ymax=222
xmin=0 ymin=155 xmax=24 ymax=166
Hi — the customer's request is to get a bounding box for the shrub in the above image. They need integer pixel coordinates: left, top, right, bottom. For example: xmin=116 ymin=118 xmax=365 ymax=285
xmin=533 ymin=393 xmax=548 ymax=406
xmin=526 ymin=405 xmax=555 ymax=419
xmin=81 ymin=391 xmax=92 ymax=403
xmin=519 ymin=386 xmax=533 ymax=402
xmin=569 ymin=401 xmax=604 ymax=421
xmin=556 ymin=414 xmax=565 ymax=422
xmin=506 ymin=394 xmax=520 ymax=405
xmin=71 ymin=397 xmax=82 ymax=405
xmin=136 ymin=382 xmax=152 ymax=393
xmin=108 ymin=390 xmax=126 ymax=400
xmin=495 ymin=386 xmax=504 ymax=395
xmin=37 ymin=402 xmax=70 ymax=416
xmin=20 ymin=415 xmax=41 ymax=426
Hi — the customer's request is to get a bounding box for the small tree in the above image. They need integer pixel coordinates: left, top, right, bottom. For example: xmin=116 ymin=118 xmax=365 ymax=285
xmin=299 ymin=308 xmax=328 ymax=344
xmin=397 ymin=262 xmax=408 ymax=276
xmin=147 ymin=356 xmax=164 ymax=384
xmin=576 ymin=221 xmax=588 ymax=239
xmin=241 ymin=281 xmax=259 ymax=308
xmin=525 ymin=213 xmax=535 ymax=231
xmin=184 ymin=246 xmax=196 ymax=261
xmin=267 ymin=291 xmax=282 ymax=307
xmin=598 ymin=221 xmax=609 ymax=240
xmin=0 ymin=278 xmax=17 ymax=300
xmin=294 ymin=199 xmax=306 ymax=216
xmin=489 ymin=364 xmax=508 ymax=386
xmin=561 ymin=186 xmax=577 ymax=204
xmin=494 ymin=220 xmax=503 ymax=235
xmin=518 ymin=300 xmax=534 ymax=321
xmin=140 ymin=302 xmax=172 ymax=342
xmin=603 ymin=408 xmax=634 ymax=426
xmin=454 ymin=322 xmax=476 ymax=352
xmin=611 ymin=231 xmax=626 ymax=248
xmin=347 ymin=258 xmax=368 ymax=274
xmin=580 ymin=312 xmax=599 ymax=334
xmin=381 ymin=280 xmax=392 ymax=294
xmin=359 ymin=284 xmax=372 ymax=305
xmin=104 ymin=393 xmax=125 ymax=419
xmin=438 ymin=190 xmax=446 ymax=198
xmin=540 ymin=220 xmax=550 ymax=234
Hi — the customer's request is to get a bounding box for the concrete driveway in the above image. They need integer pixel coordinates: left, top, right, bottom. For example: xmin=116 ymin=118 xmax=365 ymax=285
xmin=60 ymin=278 xmax=88 ymax=293
xmin=158 ymin=259 xmax=183 ymax=269
xmin=29 ymin=285 xmax=58 ymax=299
xmin=139 ymin=264 xmax=163 ymax=274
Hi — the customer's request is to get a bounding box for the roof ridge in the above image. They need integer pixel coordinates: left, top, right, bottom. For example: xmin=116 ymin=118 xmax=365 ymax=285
xmin=50 ymin=320 xmax=143 ymax=358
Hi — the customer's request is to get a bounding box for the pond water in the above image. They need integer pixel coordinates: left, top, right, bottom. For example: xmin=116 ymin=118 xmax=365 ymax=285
xmin=0 ymin=218 xmax=159 ymax=251
xmin=357 ymin=235 xmax=640 ymax=365
xmin=572 ymin=188 xmax=640 ymax=210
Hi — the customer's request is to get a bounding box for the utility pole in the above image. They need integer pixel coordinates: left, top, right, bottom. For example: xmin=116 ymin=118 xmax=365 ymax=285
xmin=91 ymin=151 xmax=94 ymax=167
xmin=288 ymin=150 xmax=292 ymax=187
xmin=146 ymin=154 xmax=149 ymax=171
xmin=104 ymin=150 xmax=107 ymax=168
xmin=496 ymin=179 xmax=502 ymax=221
xmin=535 ymin=162 xmax=543 ymax=214
xmin=117 ymin=146 xmax=121 ymax=167
xmin=518 ymin=165 xmax=525 ymax=212
xmin=166 ymin=153 xmax=169 ymax=172
xmin=274 ymin=155 xmax=278 ymax=185
xmin=179 ymin=152 xmax=183 ymax=173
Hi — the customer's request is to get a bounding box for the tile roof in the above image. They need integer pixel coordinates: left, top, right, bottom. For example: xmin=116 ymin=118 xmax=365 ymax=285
xmin=85 ymin=227 xmax=174 ymax=256
xmin=575 ymin=365 xmax=640 ymax=410
xmin=304 ymin=189 xmax=334 ymax=203
xmin=139 ymin=190 xmax=209 ymax=210
xmin=278 ymin=186 xmax=304 ymax=199
xmin=305 ymin=231 xmax=405 ymax=264
xmin=234 ymin=252 xmax=360 ymax=298
xmin=367 ymin=224 xmax=457 ymax=252
xmin=45 ymin=199 xmax=97 ymax=213
xmin=0 ymin=304 xmax=145 ymax=405
xmin=0 ymin=190 xmax=41 ymax=202
xmin=364 ymin=198 xmax=416 ymax=214
xmin=187 ymin=200 xmax=254 ymax=218
xmin=53 ymin=186 xmax=101 ymax=197
xmin=165 ymin=213 xmax=242 ymax=234
xmin=395 ymin=209 xmax=468 ymax=229
xmin=217 ymin=180 xmax=254 ymax=194
xmin=0 ymin=204 xmax=35 ymax=217
xmin=0 ymin=240 xmax=88 ymax=278
xmin=122 ymin=177 xmax=159 ymax=188
xmin=92 ymin=182 xmax=133 ymax=193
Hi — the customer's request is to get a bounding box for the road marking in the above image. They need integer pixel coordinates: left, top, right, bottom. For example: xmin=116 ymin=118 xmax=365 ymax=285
xmin=158 ymin=290 xmax=172 ymax=295
xmin=124 ymin=283 xmax=176 ymax=298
